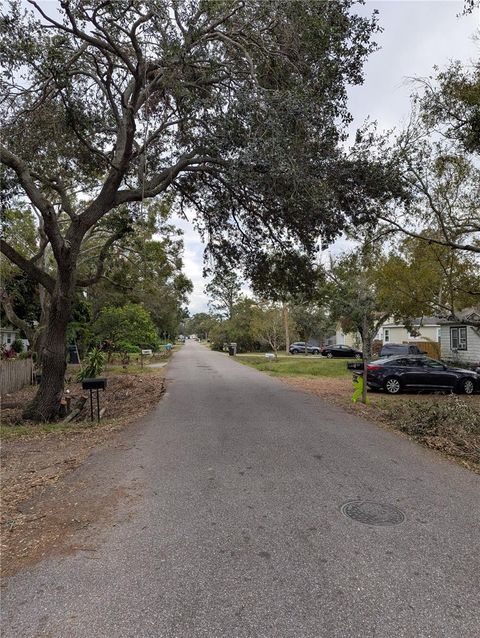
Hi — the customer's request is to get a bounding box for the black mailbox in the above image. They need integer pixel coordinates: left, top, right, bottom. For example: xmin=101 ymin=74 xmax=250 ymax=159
xmin=81 ymin=378 xmax=107 ymax=390
xmin=81 ymin=378 xmax=107 ymax=421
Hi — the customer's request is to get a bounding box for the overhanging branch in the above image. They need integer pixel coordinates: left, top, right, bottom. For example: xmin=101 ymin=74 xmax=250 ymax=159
xmin=76 ymin=226 xmax=131 ymax=287
xmin=378 ymin=216 xmax=480 ymax=254
xmin=0 ymin=240 xmax=56 ymax=294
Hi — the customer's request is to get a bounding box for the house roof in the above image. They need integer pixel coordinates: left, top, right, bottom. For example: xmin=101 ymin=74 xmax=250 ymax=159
xmin=437 ymin=307 xmax=480 ymax=325
xmin=0 ymin=325 xmax=19 ymax=333
xmin=383 ymin=316 xmax=441 ymax=328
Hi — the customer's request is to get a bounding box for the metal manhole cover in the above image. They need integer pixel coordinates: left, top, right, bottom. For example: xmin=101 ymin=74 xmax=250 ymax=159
xmin=341 ymin=500 xmax=405 ymax=526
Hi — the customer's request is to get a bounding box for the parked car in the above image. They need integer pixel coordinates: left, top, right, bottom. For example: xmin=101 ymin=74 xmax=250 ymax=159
xmin=289 ymin=342 xmax=321 ymax=355
xmin=366 ymin=355 xmax=478 ymax=395
xmin=320 ymin=345 xmax=363 ymax=359
xmin=379 ymin=343 xmax=426 ymax=358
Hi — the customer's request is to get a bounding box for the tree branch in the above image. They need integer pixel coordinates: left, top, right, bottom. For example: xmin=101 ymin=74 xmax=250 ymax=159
xmin=378 ymin=215 xmax=480 ymax=254
xmin=0 ymin=290 xmax=36 ymax=343
xmin=76 ymin=226 xmax=131 ymax=287
xmin=0 ymin=240 xmax=56 ymax=294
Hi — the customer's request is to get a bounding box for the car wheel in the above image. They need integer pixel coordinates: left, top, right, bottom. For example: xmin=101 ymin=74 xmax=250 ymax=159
xmin=384 ymin=376 xmax=402 ymax=395
xmin=291 ymin=349 xmax=299 ymax=355
xmin=313 ymin=349 xmax=320 ymax=355
xmin=354 ymin=353 xmax=362 ymax=359
xmin=457 ymin=378 xmax=475 ymax=395
xmin=326 ymin=352 xmax=333 ymax=359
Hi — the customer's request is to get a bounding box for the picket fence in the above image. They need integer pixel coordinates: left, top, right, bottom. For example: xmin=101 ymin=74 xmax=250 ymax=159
xmin=0 ymin=358 xmax=34 ymax=395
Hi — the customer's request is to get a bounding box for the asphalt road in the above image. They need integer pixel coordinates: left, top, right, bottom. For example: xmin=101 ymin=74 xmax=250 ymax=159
xmin=2 ymin=341 xmax=480 ymax=637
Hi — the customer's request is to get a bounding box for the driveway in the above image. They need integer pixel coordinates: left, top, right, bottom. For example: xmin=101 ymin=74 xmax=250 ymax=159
xmin=2 ymin=340 xmax=479 ymax=637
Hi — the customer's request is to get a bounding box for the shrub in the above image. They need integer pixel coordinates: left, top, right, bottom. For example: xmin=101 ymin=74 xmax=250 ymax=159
xmin=17 ymin=350 xmax=33 ymax=359
xmin=117 ymin=340 xmax=141 ymax=354
xmin=11 ymin=339 xmax=24 ymax=353
xmin=77 ymin=347 xmax=107 ymax=380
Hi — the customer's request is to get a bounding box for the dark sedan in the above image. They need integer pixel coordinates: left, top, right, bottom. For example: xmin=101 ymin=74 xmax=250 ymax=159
xmin=366 ymin=355 xmax=478 ymax=395
xmin=321 ymin=344 xmax=363 ymax=359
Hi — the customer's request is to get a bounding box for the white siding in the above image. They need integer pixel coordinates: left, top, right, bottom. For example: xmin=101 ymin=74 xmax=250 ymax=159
xmin=335 ymin=323 xmax=359 ymax=347
xmin=382 ymin=325 xmax=439 ymax=343
xmin=440 ymin=325 xmax=480 ymax=365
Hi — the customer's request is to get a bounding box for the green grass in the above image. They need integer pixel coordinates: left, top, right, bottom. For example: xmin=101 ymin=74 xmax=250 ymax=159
xmin=234 ymin=354 xmax=353 ymax=378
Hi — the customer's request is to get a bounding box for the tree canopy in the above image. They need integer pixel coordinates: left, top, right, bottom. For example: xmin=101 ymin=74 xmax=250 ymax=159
xmin=0 ymin=0 xmax=388 ymax=419
xmin=1 ymin=0 xmax=385 ymax=284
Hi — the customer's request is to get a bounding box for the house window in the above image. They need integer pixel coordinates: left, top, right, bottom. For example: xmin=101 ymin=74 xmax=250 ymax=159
xmin=383 ymin=329 xmax=390 ymax=343
xmin=450 ymin=326 xmax=467 ymax=351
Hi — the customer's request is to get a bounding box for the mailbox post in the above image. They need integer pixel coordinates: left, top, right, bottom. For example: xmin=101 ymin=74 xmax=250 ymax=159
xmin=81 ymin=378 xmax=107 ymax=421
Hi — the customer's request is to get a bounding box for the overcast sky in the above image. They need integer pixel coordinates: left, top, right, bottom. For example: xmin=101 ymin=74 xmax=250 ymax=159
xmin=180 ymin=0 xmax=479 ymax=315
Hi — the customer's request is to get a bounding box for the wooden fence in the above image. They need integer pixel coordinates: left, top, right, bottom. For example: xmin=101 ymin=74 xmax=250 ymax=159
xmin=0 ymin=358 xmax=34 ymax=396
xmin=403 ymin=341 xmax=441 ymax=359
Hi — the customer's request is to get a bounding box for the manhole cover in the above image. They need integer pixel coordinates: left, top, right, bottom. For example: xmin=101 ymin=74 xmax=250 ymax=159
xmin=341 ymin=500 xmax=405 ymax=526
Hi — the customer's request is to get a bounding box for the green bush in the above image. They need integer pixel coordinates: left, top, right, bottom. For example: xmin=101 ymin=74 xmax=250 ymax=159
xmin=117 ymin=340 xmax=141 ymax=354
xmin=77 ymin=347 xmax=107 ymax=380
xmin=17 ymin=350 xmax=33 ymax=359
xmin=11 ymin=339 xmax=24 ymax=353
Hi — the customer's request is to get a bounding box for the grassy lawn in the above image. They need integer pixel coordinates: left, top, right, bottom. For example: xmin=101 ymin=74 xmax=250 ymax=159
xmin=234 ymin=353 xmax=353 ymax=378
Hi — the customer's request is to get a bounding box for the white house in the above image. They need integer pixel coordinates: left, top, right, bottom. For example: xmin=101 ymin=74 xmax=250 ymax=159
xmin=0 ymin=325 xmax=20 ymax=349
xmin=380 ymin=317 xmax=441 ymax=345
xmin=439 ymin=308 xmax=480 ymax=367
xmin=334 ymin=317 xmax=441 ymax=348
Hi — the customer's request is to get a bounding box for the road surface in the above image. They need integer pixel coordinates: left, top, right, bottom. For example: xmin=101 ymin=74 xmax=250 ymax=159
xmin=2 ymin=341 xmax=480 ymax=637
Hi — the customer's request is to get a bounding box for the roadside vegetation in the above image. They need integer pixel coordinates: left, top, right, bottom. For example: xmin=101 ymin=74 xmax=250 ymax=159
xmin=384 ymin=396 xmax=480 ymax=470
xmin=1 ymin=360 xmax=168 ymax=438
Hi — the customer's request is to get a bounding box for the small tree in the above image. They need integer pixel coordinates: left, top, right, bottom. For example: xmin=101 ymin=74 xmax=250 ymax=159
xmin=209 ymin=298 xmax=261 ymax=353
xmin=291 ymin=303 xmax=332 ymax=356
xmin=251 ymin=304 xmax=292 ymax=358
xmin=205 ymin=271 xmax=242 ymax=320
xmin=328 ymin=247 xmax=392 ymax=403
xmin=186 ymin=313 xmax=219 ymax=340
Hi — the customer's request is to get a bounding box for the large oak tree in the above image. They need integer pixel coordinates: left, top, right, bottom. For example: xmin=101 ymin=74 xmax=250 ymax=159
xmin=1 ymin=0 xmax=384 ymax=420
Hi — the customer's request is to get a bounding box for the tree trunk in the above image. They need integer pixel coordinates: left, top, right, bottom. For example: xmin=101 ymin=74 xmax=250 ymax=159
xmin=23 ymin=274 xmax=74 ymax=422
xmin=283 ymin=303 xmax=290 ymax=355
xmin=361 ymin=314 xmax=371 ymax=405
